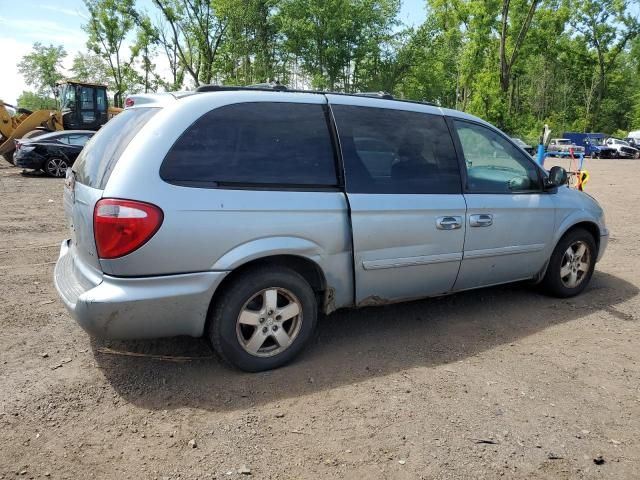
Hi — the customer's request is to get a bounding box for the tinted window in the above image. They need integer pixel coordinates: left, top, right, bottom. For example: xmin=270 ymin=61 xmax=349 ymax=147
xmin=161 ymin=102 xmax=337 ymax=187
xmin=80 ymin=87 xmax=94 ymax=109
xmin=332 ymin=105 xmax=461 ymax=194
xmin=97 ymin=90 xmax=107 ymax=112
xmin=67 ymin=134 xmax=92 ymax=146
xmin=34 ymin=132 xmax=67 ymax=143
xmin=453 ymin=120 xmax=540 ymax=193
xmin=73 ymin=107 xmax=158 ymax=188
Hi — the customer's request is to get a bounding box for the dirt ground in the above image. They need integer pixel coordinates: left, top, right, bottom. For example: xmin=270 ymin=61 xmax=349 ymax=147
xmin=0 ymin=157 xmax=639 ymax=480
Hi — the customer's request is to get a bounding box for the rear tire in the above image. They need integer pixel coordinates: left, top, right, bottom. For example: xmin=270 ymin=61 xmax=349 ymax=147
xmin=207 ymin=266 xmax=318 ymax=372
xmin=541 ymin=228 xmax=596 ymax=298
xmin=44 ymin=157 xmax=69 ymax=178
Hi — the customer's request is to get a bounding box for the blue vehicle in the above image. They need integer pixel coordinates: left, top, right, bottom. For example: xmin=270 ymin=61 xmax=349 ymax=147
xmin=563 ymin=132 xmax=616 ymax=158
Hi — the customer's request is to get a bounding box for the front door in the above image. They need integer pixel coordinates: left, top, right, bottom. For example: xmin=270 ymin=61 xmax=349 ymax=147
xmin=450 ymin=119 xmax=556 ymax=291
xmin=328 ymin=97 xmax=467 ymax=304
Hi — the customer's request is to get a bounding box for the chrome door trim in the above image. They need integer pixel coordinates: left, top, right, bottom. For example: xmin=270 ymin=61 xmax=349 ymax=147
xmin=362 ymin=252 xmax=463 ymax=271
xmin=464 ymin=243 xmax=545 ymax=259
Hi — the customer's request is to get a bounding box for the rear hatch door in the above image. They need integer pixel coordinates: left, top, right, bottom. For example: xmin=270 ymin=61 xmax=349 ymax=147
xmin=65 ymin=107 xmax=159 ymax=277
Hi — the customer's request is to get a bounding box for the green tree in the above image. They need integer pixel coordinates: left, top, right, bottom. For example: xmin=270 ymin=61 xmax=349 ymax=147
xmin=70 ymin=52 xmax=112 ymax=86
xmin=16 ymin=91 xmax=58 ymax=111
xmin=215 ymin=0 xmax=282 ymax=85
xmin=17 ymin=43 xmax=67 ymax=97
xmin=131 ymin=14 xmax=160 ymax=93
xmin=278 ymin=0 xmax=400 ymax=91
xmin=83 ymin=0 xmax=138 ymax=106
xmin=153 ymin=0 xmax=228 ymax=86
xmin=156 ymin=17 xmax=186 ymax=90
xmin=571 ymin=0 xmax=640 ymax=126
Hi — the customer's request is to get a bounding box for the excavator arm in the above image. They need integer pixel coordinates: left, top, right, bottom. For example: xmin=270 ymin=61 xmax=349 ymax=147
xmin=0 ymin=100 xmax=62 ymax=159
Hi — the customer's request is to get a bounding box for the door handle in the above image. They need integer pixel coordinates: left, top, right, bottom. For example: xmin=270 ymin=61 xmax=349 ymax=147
xmin=436 ymin=216 xmax=462 ymax=230
xmin=469 ymin=214 xmax=493 ymax=227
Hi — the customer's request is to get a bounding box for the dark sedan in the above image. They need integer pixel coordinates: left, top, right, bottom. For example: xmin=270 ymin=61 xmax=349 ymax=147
xmin=512 ymin=137 xmax=536 ymax=156
xmin=14 ymin=130 xmax=95 ymax=177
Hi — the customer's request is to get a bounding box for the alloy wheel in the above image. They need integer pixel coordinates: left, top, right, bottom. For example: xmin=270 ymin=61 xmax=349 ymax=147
xmin=46 ymin=158 xmax=68 ymax=177
xmin=236 ymin=287 xmax=303 ymax=357
xmin=560 ymin=241 xmax=591 ymax=288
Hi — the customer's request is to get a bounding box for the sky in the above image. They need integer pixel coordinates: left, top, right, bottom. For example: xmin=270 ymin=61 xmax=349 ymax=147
xmin=0 ymin=0 xmax=427 ymax=105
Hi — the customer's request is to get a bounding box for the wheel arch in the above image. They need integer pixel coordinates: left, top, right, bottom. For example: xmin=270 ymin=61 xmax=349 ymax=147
xmin=557 ymin=220 xmax=601 ymax=253
xmin=204 ymin=253 xmax=330 ymax=334
xmin=534 ymin=219 xmax=601 ymax=283
xmin=44 ymin=151 xmax=72 ymax=176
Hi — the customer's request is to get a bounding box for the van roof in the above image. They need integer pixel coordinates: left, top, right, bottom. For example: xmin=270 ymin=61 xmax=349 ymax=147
xmin=195 ymin=83 xmax=438 ymax=107
xmin=124 ymin=91 xmax=196 ymax=108
xmin=125 ymin=83 xmax=438 ymax=110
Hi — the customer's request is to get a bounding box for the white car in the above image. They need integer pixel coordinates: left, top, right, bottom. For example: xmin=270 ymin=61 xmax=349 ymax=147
xmin=548 ymin=138 xmax=585 ymax=155
xmin=604 ymin=138 xmax=640 ymax=159
xmin=626 ymin=130 xmax=640 ymax=147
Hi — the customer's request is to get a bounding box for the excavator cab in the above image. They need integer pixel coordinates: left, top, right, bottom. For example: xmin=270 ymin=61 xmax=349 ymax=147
xmin=57 ymin=81 xmax=109 ymax=130
xmin=1 ymin=80 xmax=120 ymax=164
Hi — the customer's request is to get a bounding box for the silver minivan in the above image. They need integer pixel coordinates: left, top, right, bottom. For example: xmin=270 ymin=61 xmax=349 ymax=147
xmin=54 ymin=86 xmax=608 ymax=371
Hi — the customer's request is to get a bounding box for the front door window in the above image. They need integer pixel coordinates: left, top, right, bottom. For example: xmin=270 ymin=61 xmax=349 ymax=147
xmin=454 ymin=121 xmax=541 ymax=193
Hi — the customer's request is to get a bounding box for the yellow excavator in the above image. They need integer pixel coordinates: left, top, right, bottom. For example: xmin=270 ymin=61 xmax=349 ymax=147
xmin=0 ymin=80 xmax=122 ymax=164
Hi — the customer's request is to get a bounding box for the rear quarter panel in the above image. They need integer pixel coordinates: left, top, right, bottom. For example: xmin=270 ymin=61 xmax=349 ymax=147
xmin=100 ymin=92 xmax=354 ymax=310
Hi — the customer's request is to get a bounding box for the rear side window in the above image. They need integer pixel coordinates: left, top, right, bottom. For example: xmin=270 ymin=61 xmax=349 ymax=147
xmin=160 ymin=102 xmax=338 ymax=187
xmin=73 ymin=107 xmax=158 ymax=189
xmin=331 ymin=105 xmax=461 ymax=194
xmin=67 ymin=134 xmax=92 ymax=146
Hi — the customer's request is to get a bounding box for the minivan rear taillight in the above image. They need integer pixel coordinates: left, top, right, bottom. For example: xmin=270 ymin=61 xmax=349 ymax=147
xmin=94 ymin=199 xmax=163 ymax=259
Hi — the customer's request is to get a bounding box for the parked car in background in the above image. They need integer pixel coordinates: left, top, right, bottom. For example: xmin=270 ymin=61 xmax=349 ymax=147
xmin=548 ymin=138 xmax=585 ymax=156
xmin=54 ymin=87 xmax=608 ymax=372
xmin=511 ymin=137 xmax=535 ymax=156
xmin=624 ymin=137 xmax=638 ymax=148
xmin=562 ymin=132 xmax=616 ymax=158
xmin=604 ymin=138 xmax=640 ymax=159
xmin=628 ymin=130 xmax=640 ymax=145
xmin=14 ymin=130 xmax=95 ymax=177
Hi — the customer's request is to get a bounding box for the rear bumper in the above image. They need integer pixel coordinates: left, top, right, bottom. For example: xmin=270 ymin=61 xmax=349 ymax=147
xmin=15 ymin=152 xmax=44 ymax=169
xmin=54 ymin=239 xmax=229 ymax=339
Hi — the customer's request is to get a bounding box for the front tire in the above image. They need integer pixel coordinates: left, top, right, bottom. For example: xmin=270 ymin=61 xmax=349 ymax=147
xmin=208 ymin=266 xmax=318 ymax=372
xmin=541 ymin=228 xmax=596 ymax=298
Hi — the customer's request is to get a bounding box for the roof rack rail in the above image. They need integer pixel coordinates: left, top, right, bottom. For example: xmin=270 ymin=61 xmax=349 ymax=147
xmin=247 ymin=81 xmax=287 ymax=91
xmin=193 ymin=83 xmax=438 ymax=107
xmin=196 ymin=81 xmax=287 ymax=93
xmin=353 ymin=91 xmax=394 ymax=100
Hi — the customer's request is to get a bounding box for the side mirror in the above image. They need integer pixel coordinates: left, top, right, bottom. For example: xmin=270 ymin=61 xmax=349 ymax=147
xmin=546 ymin=165 xmax=568 ymax=188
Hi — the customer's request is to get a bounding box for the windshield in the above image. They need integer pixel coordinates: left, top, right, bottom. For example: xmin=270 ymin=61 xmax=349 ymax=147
xmin=588 ymin=137 xmax=605 ymax=146
xmin=72 ymin=107 xmax=159 ymax=189
xmin=59 ymin=84 xmax=76 ymax=110
xmin=556 ymin=139 xmax=571 ymax=145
